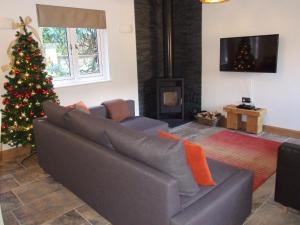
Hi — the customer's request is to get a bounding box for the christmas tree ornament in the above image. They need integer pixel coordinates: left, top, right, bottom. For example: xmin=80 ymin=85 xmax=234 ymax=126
xmin=1 ymin=16 xmax=59 ymax=149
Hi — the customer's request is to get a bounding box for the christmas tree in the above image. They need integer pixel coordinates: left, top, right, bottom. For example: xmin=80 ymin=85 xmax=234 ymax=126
xmin=233 ymin=38 xmax=256 ymax=71
xmin=1 ymin=17 xmax=59 ymax=148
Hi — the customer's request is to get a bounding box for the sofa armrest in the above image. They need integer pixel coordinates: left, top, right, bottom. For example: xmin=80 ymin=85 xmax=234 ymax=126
xmin=277 ymin=142 xmax=300 ymax=167
xmin=34 ymin=120 xmax=180 ymax=225
xmin=171 ymin=170 xmax=253 ymax=225
xmin=275 ymin=142 xmax=300 ymax=210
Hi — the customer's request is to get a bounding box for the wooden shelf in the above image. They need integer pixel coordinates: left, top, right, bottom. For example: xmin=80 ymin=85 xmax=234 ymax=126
xmin=223 ymin=105 xmax=267 ymax=134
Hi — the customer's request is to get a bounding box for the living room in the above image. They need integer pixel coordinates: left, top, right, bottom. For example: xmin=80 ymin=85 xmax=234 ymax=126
xmin=0 ymin=0 xmax=300 ymax=225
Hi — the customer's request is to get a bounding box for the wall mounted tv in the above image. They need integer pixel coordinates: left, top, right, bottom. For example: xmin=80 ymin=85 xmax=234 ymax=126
xmin=220 ymin=34 xmax=279 ymax=73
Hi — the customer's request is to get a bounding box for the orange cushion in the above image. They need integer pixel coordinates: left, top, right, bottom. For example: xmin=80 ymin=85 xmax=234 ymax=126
xmin=68 ymin=101 xmax=90 ymax=114
xmin=159 ymin=131 xmax=216 ymax=186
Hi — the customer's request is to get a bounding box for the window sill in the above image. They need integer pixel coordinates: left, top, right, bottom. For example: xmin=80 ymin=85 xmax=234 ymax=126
xmin=54 ymin=77 xmax=111 ymax=88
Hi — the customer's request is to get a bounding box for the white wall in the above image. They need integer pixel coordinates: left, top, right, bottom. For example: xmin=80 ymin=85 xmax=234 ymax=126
xmin=0 ymin=0 xmax=138 ymax=110
xmin=202 ymin=0 xmax=300 ymax=130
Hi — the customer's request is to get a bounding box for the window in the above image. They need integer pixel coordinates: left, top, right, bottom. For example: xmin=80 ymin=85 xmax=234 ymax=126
xmin=41 ymin=27 xmax=110 ymax=87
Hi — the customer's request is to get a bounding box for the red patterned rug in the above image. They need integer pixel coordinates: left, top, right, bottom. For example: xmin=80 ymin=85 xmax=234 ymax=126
xmin=200 ymin=130 xmax=281 ymax=191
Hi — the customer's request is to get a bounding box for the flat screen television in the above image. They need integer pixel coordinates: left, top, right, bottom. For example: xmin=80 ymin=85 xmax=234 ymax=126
xmin=220 ymin=34 xmax=279 ymax=73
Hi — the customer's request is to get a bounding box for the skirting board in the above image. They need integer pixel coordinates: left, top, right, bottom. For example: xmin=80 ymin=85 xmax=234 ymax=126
xmin=263 ymin=125 xmax=300 ymax=139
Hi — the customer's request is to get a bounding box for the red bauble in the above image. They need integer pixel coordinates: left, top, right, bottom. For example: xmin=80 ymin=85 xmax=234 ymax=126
xmin=25 ymin=93 xmax=31 ymax=98
xmin=40 ymin=111 xmax=46 ymax=117
xmin=7 ymin=87 xmax=13 ymax=92
xmin=15 ymin=70 xmax=20 ymax=75
xmin=17 ymin=94 xmax=23 ymax=99
xmin=4 ymin=82 xmax=9 ymax=87
xmin=33 ymin=65 xmax=38 ymax=71
xmin=45 ymin=78 xmax=52 ymax=84
xmin=26 ymin=56 xmax=31 ymax=61
xmin=29 ymin=111 xmax=35 ymax=117
xmin=2 ymin=99 xmax=10 ymax=105
xmin=27 ymin=36 xmax=33 ymax=42
xmin=17 ymin=47 xmax=22 ymax=52
xmin=36 ymin=75 xmax=40 ymax=80
xmin=1 ymin=124 xmax=8 ymax=130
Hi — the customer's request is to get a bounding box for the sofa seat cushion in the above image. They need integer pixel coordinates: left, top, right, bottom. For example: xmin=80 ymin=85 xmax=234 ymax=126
xmin=105 ymin=124 xmax=200 ymax=196
xmin=180 ymin=158 xmax=241 ymax=210
xmin=121 ymin=116 xmax=169 ymax=135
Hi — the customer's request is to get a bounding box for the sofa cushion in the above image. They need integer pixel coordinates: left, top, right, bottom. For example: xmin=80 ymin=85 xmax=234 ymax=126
xmin=159 ymin=131 xmax=216 ymax=186
xmin=102 ymin=99 xmax=131 ymax=122
xmin=105 ymin=125 xmax=200 ymax=196
xmin=121 ymin=117 xmax=169 ymax=135
xmin=68 ymin=101 xmax=90 ymax=114
xmin=42 ymin=101 xmax=72 ymax=129
xmin=90 ymin=100 xmax=135 ymax=119
xmin=66 ymin=109 xmax=115 ymax=150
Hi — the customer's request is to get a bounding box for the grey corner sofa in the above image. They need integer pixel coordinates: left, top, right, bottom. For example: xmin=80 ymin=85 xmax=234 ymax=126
xmin=34 ymin=101 xmax=253 ymax=225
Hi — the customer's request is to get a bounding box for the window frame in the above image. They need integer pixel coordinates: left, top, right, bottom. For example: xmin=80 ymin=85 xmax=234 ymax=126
xmin=41 ymin=27 xmax=110 ymax=88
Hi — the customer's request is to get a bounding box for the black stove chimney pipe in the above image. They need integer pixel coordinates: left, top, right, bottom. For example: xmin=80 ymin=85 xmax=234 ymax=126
xmin=163 ymin=0 xmax=174 ymax=79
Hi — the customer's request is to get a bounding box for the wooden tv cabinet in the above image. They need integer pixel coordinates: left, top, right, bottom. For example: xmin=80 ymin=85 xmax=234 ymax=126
xmin=223 ymin=105 xmax=266 ymax=134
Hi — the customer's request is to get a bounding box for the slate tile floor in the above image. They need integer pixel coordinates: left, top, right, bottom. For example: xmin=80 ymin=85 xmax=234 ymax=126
xmin=0 ymin=122 xmax=300 ymax=225
xmin=0 ymin=156 xmax=110 ymax=225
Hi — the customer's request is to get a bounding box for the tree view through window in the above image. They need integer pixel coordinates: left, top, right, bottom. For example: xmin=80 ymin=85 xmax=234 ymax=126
xmin=41 ymin=27 xmax=108 ymax=86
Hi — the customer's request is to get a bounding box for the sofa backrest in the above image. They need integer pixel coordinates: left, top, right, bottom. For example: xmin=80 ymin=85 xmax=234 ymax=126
xmin=89 ymin=100 xmax=135 ymax=118
xmin=104 ymin=120 xmax=200 ymax=197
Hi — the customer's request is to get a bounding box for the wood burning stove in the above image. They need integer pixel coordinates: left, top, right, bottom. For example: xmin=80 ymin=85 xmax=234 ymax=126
xmin=156 ymin=0 xmax=184 ymax=122
xmin=157 ymin=78 xmax=184 ymax=120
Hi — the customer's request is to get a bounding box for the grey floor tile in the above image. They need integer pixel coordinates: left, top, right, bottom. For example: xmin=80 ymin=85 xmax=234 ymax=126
xmin=43 ymin=210 xmax=89 ymax=225
xmin=12 ymin=188 xmax=84 ymax=225
xmin=13 ymin=176 xmax=62 ymax=204
xmin=0 ymin=191 xmax=22 ymax=213
xmin=0 ymin=162 xmax=23 ymax=177
xmin=286 ymin=137 xmax=300 ymax=145
xmin=260 ymin=132 xmax=289 ymax=142
xmin=77 ymin=205 xmax=111 ymax=225
xmin=252 ymin=174 xmax=276 ymax=211
xmin=0 ymin=174 xmax=19 ymax=194
xmin=11 ymin=165 xmax=48 ymax=185
xmin=2 ymin=212 xmax=20 ymax=225
xmin=244 ymin=202 xmax=300 ymax=225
